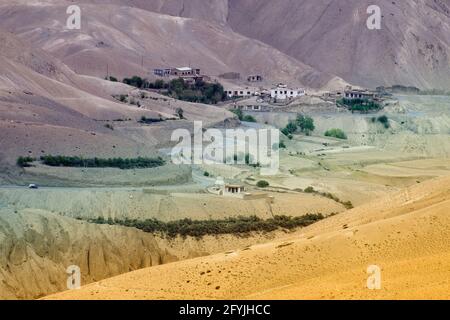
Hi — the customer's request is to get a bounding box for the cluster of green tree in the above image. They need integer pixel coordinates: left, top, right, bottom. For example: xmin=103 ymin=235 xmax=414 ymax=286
xmin=17 ymin=156 xmax=35 ymax=167
xmin=39 ymin=155 xmax=165 ymax=169
xmin=338 ymin=98 xmax=382 ymax=113
xmin=324 ymin=128 xmax=347 ymax=140
xmin=88 ymin=214 xmax=326 ymax=238
xmin=231 ymin=109 xmax=257 ymax=122
xmin=303 ymin=186 xmax=353 ymax=209
xmin=165 ymin=78 xmax=227 ymax=104
xmin=281 ymin=114 xmax=315 ymax=136
xmin=370 ymin=115 xmax=390 ymax=129
xmin=121 ymin=76 xmax=227 ymax=105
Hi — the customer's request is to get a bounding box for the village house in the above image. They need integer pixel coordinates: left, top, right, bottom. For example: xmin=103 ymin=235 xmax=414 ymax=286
xmin=247 ymin=75 xmax=263 ymax=82
xmin=225 ymin=87 xmax=257 ymax=98
xmin=230 ymin=97 xmax=271 ymax=112
xmin=344 ymin=89 xmax=376 ymax=100
xmin=270 ymin=84 xmax=305 ymax=100
xmin=153 ymin=66 xmax=201 ymax=78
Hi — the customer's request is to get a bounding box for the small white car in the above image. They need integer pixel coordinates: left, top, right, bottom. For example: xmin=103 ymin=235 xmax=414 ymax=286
xmin=28 ymin=184 xmax=39 ymax=189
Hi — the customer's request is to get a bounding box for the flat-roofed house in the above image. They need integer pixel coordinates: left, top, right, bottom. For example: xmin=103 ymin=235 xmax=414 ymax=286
xmin=344 ymin=89 xmax=376 ymax=100
xmin=225 ymin=87 xmax=256 ymax=98
xmin=270 ymin=84 xmax=305 ymax=100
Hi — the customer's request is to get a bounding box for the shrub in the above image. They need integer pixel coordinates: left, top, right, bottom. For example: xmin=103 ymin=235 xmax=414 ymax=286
xmin=338 ymin=98 xmax=382 ymax=113
xmin=325 ymin=128 xmax=347 ymax=139
xmin=40 ymin=155 xmax=165 ymax=170
xmin=123 ymin=76 xmax=144 ymax=88
xmin=376 ymin=115 xmax=390 ymax=128
xmin=17 ymin=156 xmax=35 ymax=167
xmin=104 ymin=123 xmax=114 ymax=130
xmin=87 ymin=213 xmax=326 ymax=238
xmin=296 ymin=115 xmax=315 ymax=134
xmin=231 ymin=109 xmax=244 ymax=121
xmin=257 ymin=180 xmax=270 ymax=188
xmin=175 ymin=107 xmax=184 ymax=119
xmin=304 ymin=186 xmax=315 ymax=193
xmin=242 ymin=115 xmax=257 ymax=123
xmin=204 ymin=171 xmax=210 ymax=177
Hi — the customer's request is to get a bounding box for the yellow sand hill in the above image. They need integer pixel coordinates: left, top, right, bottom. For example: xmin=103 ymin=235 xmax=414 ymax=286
xmin=45 ymin=175 xmax=450 ymax=300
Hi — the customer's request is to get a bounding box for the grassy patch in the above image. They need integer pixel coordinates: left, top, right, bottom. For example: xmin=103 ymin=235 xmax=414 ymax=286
xmin=325 ymin=128 xmax=347 ymax=140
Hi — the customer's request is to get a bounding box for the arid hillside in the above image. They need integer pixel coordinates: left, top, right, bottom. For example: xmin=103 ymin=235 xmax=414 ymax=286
xmin=0 ymin=28 xmax=233 ymax=168
xmin=0 ymin=1 xmax=342 ymax=89
xmin=228 ymin=0 xmax=450 ymax=90
xmin=44 ymin=175 xmax=450 ymax=300
xmin=101 ymin=0 xmax=450 ymax=90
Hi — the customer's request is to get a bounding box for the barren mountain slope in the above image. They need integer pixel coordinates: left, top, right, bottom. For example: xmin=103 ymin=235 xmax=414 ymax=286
xmin=45 ymin=175 xmax=450 ymax=300
xmin=111 ymin=0 xmax=450 ymax=90
xmin=0 ymin=1 xmax=342 ymax=89
xmin=0 ymin=29 xmax=233 ymax=167
xmin=227 ymin=0 xmax=450 ymax=89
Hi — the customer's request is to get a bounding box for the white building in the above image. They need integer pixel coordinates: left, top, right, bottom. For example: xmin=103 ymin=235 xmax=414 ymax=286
xmin=270 ymin=84 xmax=305 ymax=100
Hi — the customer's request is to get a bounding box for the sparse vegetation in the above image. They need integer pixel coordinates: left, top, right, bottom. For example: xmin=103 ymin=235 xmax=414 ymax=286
xmin=139 ymin=116 xmax=164 ymax=124
xmin=257 ymin=180 xmax=270 ymax=188
xmin=104 ymin=123 xmax=114 ymax=130
xmin=175 ymin=107 xmax=184 ymax=119
xmin=87 ymin=214 xmax=326 ymax=238
xmin=296 ymin=115 xmax=315 ymax=135
xmin=17 ymin=156 xmax=35 ymax=167
xmin=303 ymin=186 xmax=354 ymax=209
xmin=231 ymin=109 xmax=244 ymax=120
xmin=371 ymin=115 xmax=390 ymax=129
xmin=123 ymin=76 xmax=227 ymax=105
xmin=242 ymin=115 xmax=257 ymax=123
xmin=39 ymin=155 xmax=165 ymax=169
xmin=281 ymin=115 xmax=315 ymax=136
xmin=106 ymin=76 xmax=118 ymax=82
xmin=338 ymin=98 xmax=382 ymax=113
xmin=325 ymin=128 xmax=347 ymax=140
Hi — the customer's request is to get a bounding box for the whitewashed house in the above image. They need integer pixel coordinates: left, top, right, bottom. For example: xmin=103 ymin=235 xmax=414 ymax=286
xmin=270 ymin=84 xmax=305 ymax=100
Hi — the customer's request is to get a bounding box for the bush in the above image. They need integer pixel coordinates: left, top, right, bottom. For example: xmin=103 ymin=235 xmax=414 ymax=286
xmin=325 ymin=128 xmax=347 ymax=139
xmin=231 ymin=109 xmax=244 ymax=121
xmin=40 ymin=155 xmax=165 ymax=170
xmin=304 ymin=186 xmax=315 ymax=193
xmin=242 ymin=115 xmax=257 ymax=123
xmin=17 ymin=156 xmax=35 ymax=167
xmin=123 ymin=76 xmax=144 ymax=88
xmin=104 ymin=123 xmax=114 ymax=130
xmin=296 ymin=115 xmax=315 ymax=134
xmin=175 ymin=107 xmax=184 ymax=119
xmin=204 ymin=171 xmax=210 ymax=177
xmin=87 ymin=214 xmax=326 ymax=238
xmin=376 ymin=115 xmax=390 ymax=128
xmin=257 ymin=180 xmax=270 ymax=188
xmin=106 ymin=76 xmax=118 ymax=82
xmin=338 ymin=98 xmax=382 ymax=113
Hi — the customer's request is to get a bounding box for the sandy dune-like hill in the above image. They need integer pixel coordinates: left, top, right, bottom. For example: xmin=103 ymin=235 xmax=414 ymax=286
xmin=0 ymin=1 xmax=342 ymax=89
xmin=45 ymin=174 xmax=450 ymax=299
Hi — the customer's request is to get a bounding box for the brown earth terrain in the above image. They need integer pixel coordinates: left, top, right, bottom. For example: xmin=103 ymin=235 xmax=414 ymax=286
xmin=44 ymin=174 xmax=450 ymax=300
